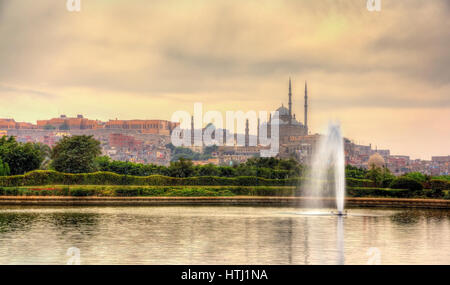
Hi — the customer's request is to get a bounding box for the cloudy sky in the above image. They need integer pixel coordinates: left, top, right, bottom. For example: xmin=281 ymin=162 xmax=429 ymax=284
xmin=0 ymin=0 xmax=449 ymax=159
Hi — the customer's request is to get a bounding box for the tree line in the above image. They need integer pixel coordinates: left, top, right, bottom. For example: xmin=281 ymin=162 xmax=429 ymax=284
xmin=1 ymin=135 xmax=448 ymax=185
xmin=0 ymin=135 xmax=303 ymax=179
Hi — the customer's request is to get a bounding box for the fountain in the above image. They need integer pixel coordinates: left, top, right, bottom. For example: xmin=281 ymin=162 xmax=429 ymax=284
xmin=302 ymin=122 xmax=346 ymax=215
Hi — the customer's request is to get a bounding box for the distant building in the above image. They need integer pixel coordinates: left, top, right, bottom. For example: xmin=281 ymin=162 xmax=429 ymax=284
xmin=37 ymin=114 xmax=100 ymax=130
xmin=0 ymin=119 xmax=15 ymax=129
xmin=265 ymin=79 xmax=309 ymax=145
xmin=105 ymin=119 xmax=178 ymax=135
xmin=432 ymin=156 xmax=450 ymax=163
xmin=109 ymin=133 xmax=143 ymax=150
xmin=0 ymin=118 xmax=36 ymax=129
xmin=192 ymin=158 xmax=220 ymax=166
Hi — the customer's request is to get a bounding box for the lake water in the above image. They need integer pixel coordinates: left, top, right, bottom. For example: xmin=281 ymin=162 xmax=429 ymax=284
xmin=0 ymin=205 xmax=449 ymax=265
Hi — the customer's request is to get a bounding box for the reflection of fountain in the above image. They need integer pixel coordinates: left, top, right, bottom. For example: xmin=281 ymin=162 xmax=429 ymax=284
xmin=302 ymin=122 xmax=346 ymax=215
xmin=336 ymin=216 xmax=345 ymax=265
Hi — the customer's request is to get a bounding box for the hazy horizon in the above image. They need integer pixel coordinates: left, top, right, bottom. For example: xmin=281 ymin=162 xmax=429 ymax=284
xmin=1 ymin=0 xmax=449 ymax=160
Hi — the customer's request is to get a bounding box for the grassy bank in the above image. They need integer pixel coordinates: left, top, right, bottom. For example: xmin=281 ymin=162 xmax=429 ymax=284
xmin=0 ymin=185 xmax=448 ymax=199
xmin=0 ymin=170 xmax=373 ymax=187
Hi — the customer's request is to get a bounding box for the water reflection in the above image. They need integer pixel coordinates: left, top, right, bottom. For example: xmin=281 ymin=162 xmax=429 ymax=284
xmin=337 ymin=216 xmax=345 ymax=265
xmin=0 ymin=206 xmax=448 ymax=264
xmin=391 ymin=211 xmax=421 ymax=225
xmin=0 ymin=213 xmax=37 ymax=234
xmin=50 ymin=213 xmax=99 ymax=229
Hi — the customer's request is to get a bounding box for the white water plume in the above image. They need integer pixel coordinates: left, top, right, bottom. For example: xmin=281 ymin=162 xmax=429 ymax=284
xmin=301 ymin=122 xmax=345 ymax=214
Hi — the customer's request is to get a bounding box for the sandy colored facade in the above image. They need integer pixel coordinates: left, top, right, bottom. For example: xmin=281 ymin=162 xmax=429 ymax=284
xmin=37 ymin=115 xmax=100 ymax=130
xmin=0 ymin=119 xmax=36 ymax=130
xmin=105 ymin=119 xmax=179 ymax=135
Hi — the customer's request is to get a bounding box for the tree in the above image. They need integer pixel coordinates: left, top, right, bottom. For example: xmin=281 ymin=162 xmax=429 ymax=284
xmin=0 ymin=136 xmax=45 ymax=175
xmin=389 ymin=177 xmax=423 ymax=191
xmin=168 ymin=157 xmax=195 ymax=178
xmin=197 ymin=163 xmax=220 ymax=176
xmin=365 ymin=166 xmax=383 ymax=187
xmin=0 ymin=158 xmax=10 ymax=176
xmin=345 ymin=165 xmax=368 ymax=179
xmin=94 ymin=155 xmax=112 ymax=172
xmin=403 ymin=172 xmax=427 ymax=183
xmin=51 ymin=135 xmax=101 ymax=173
xmin=380 ymin=167 xmax=395 ymax=188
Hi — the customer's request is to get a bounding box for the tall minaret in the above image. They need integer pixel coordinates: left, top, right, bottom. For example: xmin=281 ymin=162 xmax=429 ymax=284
xmin=288 ymin=77 xmax=292 ymax=124
xmin=191 ymin=115 xmax=194 ymax=145
xmin=245 ymin=119 xmax=249 ymax=147
xmin=257 ymin=118 xmax=260 ymax=146
xmin=304 ymin=81 xmax=308 ymax=133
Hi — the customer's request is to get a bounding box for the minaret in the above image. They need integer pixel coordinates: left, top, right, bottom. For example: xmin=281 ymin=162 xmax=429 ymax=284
xmin=304 ymin=81 xmax=308 ymax=133
xmin=257 ymin=118 xmax=260 ymax=146
xmin=269 ymin=113 xmax=272 ymax=139
xmin=288 ymin=77 xmax=292 ymax=124
xmin=191 ymin=115 xmax=194 ymax=146
xmin=223 ymin=128 xmax=227 ymax=145
xmin=245 ymin=119 xmax=249 ymax=147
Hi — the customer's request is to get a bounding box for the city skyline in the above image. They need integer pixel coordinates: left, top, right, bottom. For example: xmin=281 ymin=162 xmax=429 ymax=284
xmin=1 ymin=0 xmax=449 ymax=160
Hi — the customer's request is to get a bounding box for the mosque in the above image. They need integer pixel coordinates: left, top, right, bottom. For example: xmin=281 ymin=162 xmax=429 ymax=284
xmin=265 ymin=78 xmax=309 ymax=144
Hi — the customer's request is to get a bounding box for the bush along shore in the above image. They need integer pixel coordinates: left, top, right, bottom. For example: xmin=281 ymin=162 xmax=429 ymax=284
xmin=0 ymin=170 xmax=375 ymax=188
xmin=0 ymin=170 xmax=448 ymax=199
xmin=0 ymin=185 xmax=448 ymax=199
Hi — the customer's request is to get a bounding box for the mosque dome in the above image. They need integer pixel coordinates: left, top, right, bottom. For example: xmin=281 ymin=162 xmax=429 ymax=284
xmin=276 ymin=105 xmax=289 ymax=116
xmin=368 ymin=153 xmax=385 ymax=169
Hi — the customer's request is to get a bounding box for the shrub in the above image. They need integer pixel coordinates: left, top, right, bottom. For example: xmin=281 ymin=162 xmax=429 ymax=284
xmin=389 ymin=177 xmax=423 ymax=191
xmin=403 ymin=172 xmax=427 ymax=183
xmin=430 ymin=179 xmax=450 ymax=191
xmin=0 ymin=170 xmax=387 ymax=192
xmin=0 ymin=187 xmax=19 ymax=196
xmin=69 ymin=188 xmax=97 ymax=196
xmin=346 ymin=178 xmax=374 ymax=187
xmin=444 ymin=191 xmax=450 ymax=200
xmin=429 ymin=179 xmax=450 ymax=198
xmin=347 ymin=187 xmax=413 ymax=198
xmin=115 ymin=188 xmax=140 ymax=197
xmin=382 ymin=177 xmax=394 ymax=188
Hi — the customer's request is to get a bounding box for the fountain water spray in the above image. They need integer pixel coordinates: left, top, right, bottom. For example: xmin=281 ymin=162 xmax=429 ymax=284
xmin=302 ymin=122 xmax=346 ymax=215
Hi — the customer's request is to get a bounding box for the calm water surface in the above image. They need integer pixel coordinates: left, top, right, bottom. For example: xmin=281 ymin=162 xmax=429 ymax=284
xmin=0 ymin=205 xmax=449 ymax=264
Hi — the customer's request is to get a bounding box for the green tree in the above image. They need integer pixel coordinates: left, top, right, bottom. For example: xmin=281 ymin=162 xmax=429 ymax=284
xmin=380 ymin=167 xmax=395 ymax=188
xmin=365 ymin=166 xmax=383 ymax=187
xmin=345 ymin=165 xmax=368 ymax=179
xmin=0 ymin=157 xmax=10 ymax=176
xmin=403 ymin=172 xmax=427 ymax=183
xmin=197 ymin=163 xmax=220 ymax=176
xmin=51 ymin=135 xmax=101 ymax=173
xmin=168 ymin=157 xmax=195 ymax=178
xmin=0 ymin=136 xmax=45 ymax=175
xmin=94 ymin=155 xmax=112 ymax=171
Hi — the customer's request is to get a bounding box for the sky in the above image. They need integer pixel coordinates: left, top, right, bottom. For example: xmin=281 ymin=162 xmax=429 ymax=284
xmin=0 ymin=0 xmax=449 ymax=159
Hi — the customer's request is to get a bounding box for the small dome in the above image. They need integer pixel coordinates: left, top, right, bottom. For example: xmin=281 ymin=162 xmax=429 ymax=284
xmin=368 ymin=153 xmax=385 ymax=169
xmin=276 ymin=105 xmax=289 ymax=116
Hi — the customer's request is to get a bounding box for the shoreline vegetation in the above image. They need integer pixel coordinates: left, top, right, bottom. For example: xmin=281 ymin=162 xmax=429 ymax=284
xmin=0 ymin=170 xmax=448 ymax=200
xmin=1 ymin=135 xmax=449 ymax=203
